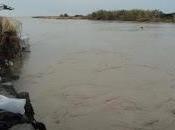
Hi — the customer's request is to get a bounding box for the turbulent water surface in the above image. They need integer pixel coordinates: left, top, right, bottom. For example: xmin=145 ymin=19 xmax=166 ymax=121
xmin=15 ymin=18 xmax=175 ymax=130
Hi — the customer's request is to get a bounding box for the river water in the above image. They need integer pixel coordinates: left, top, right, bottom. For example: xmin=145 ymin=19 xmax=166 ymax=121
xmin=15 ymin=18 xmax=175 ymax=130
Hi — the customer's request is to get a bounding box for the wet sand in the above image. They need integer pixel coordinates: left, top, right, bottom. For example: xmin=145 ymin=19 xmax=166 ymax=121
xmin=15 ymin=18 xmax=175 ymax=130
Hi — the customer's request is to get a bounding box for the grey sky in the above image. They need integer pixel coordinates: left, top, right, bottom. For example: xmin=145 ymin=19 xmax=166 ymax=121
xmin=0 ymin=0 xmax=175 ymax=16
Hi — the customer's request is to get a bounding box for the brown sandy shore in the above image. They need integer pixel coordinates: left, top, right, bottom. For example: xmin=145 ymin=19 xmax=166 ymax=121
xmin=32 ymin=15 xmax=175 ymax=23
xmin=32 ymin=16 xmax=87 ymax=20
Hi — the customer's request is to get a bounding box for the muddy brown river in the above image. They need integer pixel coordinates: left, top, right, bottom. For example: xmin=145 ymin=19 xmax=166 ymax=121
xmin=15 ymin=18 xmax=175 ymax=130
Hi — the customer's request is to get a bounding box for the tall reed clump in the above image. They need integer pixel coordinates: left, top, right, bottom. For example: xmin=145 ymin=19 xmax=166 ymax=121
xmin=0 ymin=17 xmax=21 ymax=34
xmin=0 ymin=17 xmax=22 ymax=60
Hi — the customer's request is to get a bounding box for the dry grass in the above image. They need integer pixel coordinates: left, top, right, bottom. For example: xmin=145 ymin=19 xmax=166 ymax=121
xmin=0 ymin=17 xmax=22 ymax=59
xmin=0 ymin=17 xmax=22 ymax=34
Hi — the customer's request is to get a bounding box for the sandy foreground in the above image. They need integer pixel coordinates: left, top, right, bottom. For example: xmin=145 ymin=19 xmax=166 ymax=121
xmin=15 ymin=18 xmax=175 ymax=130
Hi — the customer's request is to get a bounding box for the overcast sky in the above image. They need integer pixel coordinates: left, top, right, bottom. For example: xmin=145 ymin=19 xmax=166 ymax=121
xmin=0 ymin=0 xmax=175 ymax=16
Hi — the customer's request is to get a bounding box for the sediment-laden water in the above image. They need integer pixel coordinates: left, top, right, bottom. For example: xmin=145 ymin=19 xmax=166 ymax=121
xmin=15 ymin=18 xmax=175 ymax=130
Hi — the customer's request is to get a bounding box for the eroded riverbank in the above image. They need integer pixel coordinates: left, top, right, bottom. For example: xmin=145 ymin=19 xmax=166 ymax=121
xmin=15 ymin=18 xmax=175 ymax=130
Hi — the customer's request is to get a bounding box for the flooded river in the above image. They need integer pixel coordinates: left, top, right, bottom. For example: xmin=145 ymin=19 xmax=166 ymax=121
xmin=15 ymin=18 xmax=175 ymax=130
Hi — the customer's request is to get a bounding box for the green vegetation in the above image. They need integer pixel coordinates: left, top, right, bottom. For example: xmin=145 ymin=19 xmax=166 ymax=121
xmin=88 ymin=9 xmax=175 ymax=22
xmin=32 ymin=9 xmax=175 ymax=23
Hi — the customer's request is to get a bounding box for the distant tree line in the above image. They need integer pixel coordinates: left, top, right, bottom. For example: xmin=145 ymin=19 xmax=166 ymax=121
xmin=59 ymin=13 xmax=69 ymax=17
xmin=87 ymin=9 xmax=175 ymax=22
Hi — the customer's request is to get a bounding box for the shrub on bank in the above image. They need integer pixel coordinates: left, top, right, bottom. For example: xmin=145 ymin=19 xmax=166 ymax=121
xmin=0 ymin=17 xmax=22 ymax=60
xmin=88 ymin=9 xmax=174 ymax=22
